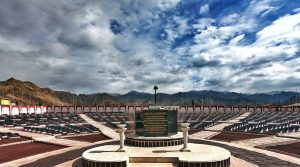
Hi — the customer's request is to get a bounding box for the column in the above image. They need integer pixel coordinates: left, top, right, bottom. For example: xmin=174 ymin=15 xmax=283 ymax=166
xmin=116 ymin=124 xmax=127 ymax=152
xmin=180 ymin=123 xmax=191 ymax=152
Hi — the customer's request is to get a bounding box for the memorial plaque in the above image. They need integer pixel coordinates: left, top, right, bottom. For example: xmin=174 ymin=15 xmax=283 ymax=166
xmin=144 ymin=110 xmax=168 ymax=137
xmin=135 ymin=112 xmax=144 ymax=136
xmin=135 ymin=109 xmax=178 ymax=137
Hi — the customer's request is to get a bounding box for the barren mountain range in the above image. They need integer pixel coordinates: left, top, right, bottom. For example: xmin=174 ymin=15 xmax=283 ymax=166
xmin=0 ymin=78 xmax=299 ymax=106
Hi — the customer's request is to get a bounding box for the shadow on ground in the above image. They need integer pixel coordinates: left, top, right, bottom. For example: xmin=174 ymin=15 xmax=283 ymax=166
xmin=20 ymin=140 xmax=118 ymax=167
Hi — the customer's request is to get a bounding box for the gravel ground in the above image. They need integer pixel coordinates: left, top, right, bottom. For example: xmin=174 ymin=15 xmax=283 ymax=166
xmin=210 ymin=132 xmax=267 ymax=142
xmin=0 ymin=142 xmax=66 ymax=164
xmin=0 ymin=137 xmax=29 ymax=145
xmin=264 ymin=142 xmax=300 ymax=158
xmin=63 ymin=133 xmax=110 ymax=143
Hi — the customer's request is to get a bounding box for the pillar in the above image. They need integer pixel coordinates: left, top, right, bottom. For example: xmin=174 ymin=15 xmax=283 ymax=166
xmin=180 ymin=123 xmax=191 ymax=152
xmin=116 ymin=124 xmax=127 ymax=152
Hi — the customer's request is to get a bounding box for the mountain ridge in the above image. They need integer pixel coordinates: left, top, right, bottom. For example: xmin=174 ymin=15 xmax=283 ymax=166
xmin=0 ymin=78 xmax=300 ymax=106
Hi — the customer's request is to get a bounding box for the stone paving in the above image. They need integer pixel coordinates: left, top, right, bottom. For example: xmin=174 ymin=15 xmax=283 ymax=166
xmin=232 ymin=136 xmax=298 ymax=147
xmin=190 ymin=139 xmax=300 ymax=167
xmin=1 ymin=133 xmax=299 ymax=167
xmin=280 ymin=132 xmax=300 ymax=139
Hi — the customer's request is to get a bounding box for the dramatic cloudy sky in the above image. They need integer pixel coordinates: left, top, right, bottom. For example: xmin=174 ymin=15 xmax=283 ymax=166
xmin=0 ymin=0 xmax=300 ymax=94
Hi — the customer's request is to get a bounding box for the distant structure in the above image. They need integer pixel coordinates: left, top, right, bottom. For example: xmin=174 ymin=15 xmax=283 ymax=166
xmin=0 ymin=98 xmax=11 ymax=106
xmin=153 ymin=86 xmax=158 ymax=104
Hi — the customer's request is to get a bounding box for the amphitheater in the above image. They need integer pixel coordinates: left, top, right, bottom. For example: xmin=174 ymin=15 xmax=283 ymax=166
xmin=0 ymin=105 xmax=300 ymax=167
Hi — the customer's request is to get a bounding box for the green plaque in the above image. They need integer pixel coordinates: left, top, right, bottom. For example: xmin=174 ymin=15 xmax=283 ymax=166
xmin=144 ymin=110 xmax=168 ymax=137
xmin=135 ymin=109 xmax=178 ymax=137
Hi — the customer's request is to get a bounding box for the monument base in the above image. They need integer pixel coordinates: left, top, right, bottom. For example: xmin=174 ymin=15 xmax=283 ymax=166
xmin=82 ymin=143 xmax=231 ymax=167
xmin=125 ymin=132 xmax=184 ymax=147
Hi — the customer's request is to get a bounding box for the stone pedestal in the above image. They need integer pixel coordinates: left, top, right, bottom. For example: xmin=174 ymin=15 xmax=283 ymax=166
xmin=82 ymin=143 xmax=231 ymax=167
xmin=180 ymin=123 xmax=190 ymax=152
xmin=116 ymin=124 xmax=127 ymax=152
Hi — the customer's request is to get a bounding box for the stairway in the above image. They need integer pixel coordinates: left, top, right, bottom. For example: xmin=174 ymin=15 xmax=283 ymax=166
xmin=206 ymin=112 xmax=251 ymax=131
xmin=36 ymin=137 xmax=90 ymax=147
xmin=191 ymin=112 xmax=252 ymax=139
xmin=79 ymin=114 xmax=119 ymax=139
xmin=190 ymin=130 xmax=220 ymax=139
xmin=227 ymin=112 xmax=251 ymax=123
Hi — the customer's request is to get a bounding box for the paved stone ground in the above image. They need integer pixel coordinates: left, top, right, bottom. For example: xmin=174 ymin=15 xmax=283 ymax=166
xmin=12 ymin=138 xmax=300 ymax=167
xmin=232 ymin=136 xmax=298 ymax=147
xmin=190 ymin=139 xmax=300 ymax=167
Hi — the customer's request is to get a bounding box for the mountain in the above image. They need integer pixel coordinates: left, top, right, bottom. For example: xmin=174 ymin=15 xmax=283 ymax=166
xmin=282 ymin=96 xmax=300 ymax=105
xmin=0 ymin=78 xmax=120 ymax=106
xmin=118 ymin=90 xmax=300 ymax=106
xmin=0 ymin=78 xmax=68 ymax=106
xmin=1 ymin=78 xmax=300 ymax=106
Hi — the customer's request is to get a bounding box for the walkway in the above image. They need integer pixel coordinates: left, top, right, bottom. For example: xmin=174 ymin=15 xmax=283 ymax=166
xmin=206 ymin=112 xmax=251 ymax=131
xmin=190 ymin=139 xmax=300 ymax=167
xmin=191 ymin=112 xmax=251 ymax=139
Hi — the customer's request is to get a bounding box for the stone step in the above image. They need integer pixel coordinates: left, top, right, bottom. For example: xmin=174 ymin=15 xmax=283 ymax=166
xmin=129 ymin=163 xmax=178 ymax=167
xmin=190 ymin=131 xmax=220 ymax=139
xmin=206 ymin=123 xmax=230 ymax=131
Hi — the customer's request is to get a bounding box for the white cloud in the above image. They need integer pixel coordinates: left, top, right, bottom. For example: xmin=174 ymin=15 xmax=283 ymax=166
xmin=229 ymin=34 xmax=245 ymax=46
xmin=256 ymin=12 xmax=300 ymax=45
xmin=293 ymin=8 xmax=300 ymax=13
xmin=199 ymin=4 xmax=209 ymax=14
xmin=157 ymin=0 xmax=181 ymax=10
xmin=0 ymin=0 xmax=299 ymax=94
xmin=185 ymin=1 xmax=300 ymax=93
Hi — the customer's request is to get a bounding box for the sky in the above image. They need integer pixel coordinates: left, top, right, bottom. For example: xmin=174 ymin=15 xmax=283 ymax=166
xmin=0 ymin=0 xmax=300 ymax=94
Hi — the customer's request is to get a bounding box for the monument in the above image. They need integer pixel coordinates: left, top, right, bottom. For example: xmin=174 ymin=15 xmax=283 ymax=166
xmin=125 ymin=108 xmax=183 ymax=147
xmin=82 ymin=86 xmax=231 ymax=167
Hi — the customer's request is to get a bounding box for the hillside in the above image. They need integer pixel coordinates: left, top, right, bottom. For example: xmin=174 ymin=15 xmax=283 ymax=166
xmin=0 ymin=78 xmax=68 ymax=106
xmin=0 ymin=78 xmax=121 ymax=106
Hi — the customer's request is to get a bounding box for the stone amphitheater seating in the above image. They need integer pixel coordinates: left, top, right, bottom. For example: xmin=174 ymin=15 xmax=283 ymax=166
xmin=0 ymin=113 xmax=85 ymax=126
xmin=85 ymin=111 xmax=242 ymax=131
xmin=183 ymin=111 xmax=242 ymax=130
xmin=223 ymin=111 xmax=300 ymax=134
xmin=23 ymin=124 xmax=99 ymax=135
xmin=0 ymin=132 xmax=20 ymax=139
xmin=0 ymin=113 xmax=100 ymax=136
